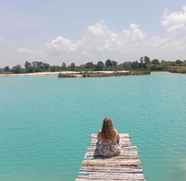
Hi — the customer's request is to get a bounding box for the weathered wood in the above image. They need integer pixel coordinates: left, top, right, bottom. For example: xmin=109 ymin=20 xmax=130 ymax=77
xmin=77 ymin=173 xmax=144 ymax=180
xmin=76 ymin=179 xmax=144 ymax=181
xmin=75 ymin=133 xmax=145 ymax=181
xmin=80 ymin=167 xmax=143 ymax=174
xmin=82 ymin=159 xmax=141 ymax=167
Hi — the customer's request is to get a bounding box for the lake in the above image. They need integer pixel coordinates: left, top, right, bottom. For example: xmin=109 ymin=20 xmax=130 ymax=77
xmin=0 ymin=72 xmax=186 ymax=181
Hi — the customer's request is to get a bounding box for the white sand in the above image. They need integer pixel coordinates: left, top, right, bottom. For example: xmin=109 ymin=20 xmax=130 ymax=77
xmin=0 ymin=70 xmax=129 ymax=77
xmin=0 ymin=71 xmax=80 ymax=77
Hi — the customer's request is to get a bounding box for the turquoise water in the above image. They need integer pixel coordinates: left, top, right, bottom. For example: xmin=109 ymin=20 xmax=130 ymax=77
xmin=0 ymin=72 xmax=186 ymax=181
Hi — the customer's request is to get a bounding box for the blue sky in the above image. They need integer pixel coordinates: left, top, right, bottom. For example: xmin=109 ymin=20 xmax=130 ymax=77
xmin=1 ymin=0 xmax=186 ymax=66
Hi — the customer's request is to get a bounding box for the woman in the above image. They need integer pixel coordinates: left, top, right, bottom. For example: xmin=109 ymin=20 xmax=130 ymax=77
xmin=95 ymin=117 xmax=121 ymax=157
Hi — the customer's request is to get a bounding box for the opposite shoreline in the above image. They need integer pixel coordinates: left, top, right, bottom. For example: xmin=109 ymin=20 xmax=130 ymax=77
xmin=0 ymin=70 xmax=151 ymax=77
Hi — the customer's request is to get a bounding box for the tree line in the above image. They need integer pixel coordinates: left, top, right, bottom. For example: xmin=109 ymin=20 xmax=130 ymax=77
xmin=0 ymin=56 xmax=186 ymax=74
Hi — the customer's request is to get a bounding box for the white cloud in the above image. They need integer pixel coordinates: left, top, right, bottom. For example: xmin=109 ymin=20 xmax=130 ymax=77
xmin=46 ymin=21 xmax=147 ymax=63
xmin=4 ymin=5 xmax=186 ymax=66
xmin=88 ymin=21 xmax=107 ymax=36
xmin=45 ymin=19 xmax=186 ymax=63
xmin=161 ymin=6 xmax=186 ymax=32
xmin=128 ymin=24 xmax=145 ymax=41
xmin=46 ymin=36 xmax=77 ymax=52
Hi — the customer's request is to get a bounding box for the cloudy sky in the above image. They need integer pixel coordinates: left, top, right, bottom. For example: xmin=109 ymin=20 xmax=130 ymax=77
xmin=1 ymin=0 xmax=186 ymax=66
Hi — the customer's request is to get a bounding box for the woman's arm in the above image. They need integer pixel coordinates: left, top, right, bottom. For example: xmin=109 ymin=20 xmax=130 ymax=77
xmin=114 ymin=129 xmax=120 ymax=144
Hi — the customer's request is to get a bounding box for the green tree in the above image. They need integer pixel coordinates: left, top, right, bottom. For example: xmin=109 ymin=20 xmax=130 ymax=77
xmin=85 ymin=62 xmax=95 ymax=69
xmin=25 ymin=61 xmax=32 ymax=69
xmin=12 ymin=65 xmax=23 ymax=73
xmin=152 ymin=59 xmax=160 ymax=65
xmin=24 ymin=61 xmax=34 ymax=72
xmin=61 ymin=62 xmax=66 ymax=70
xmin=96 ymin=61 xmax=104 ymax=70
xmin=111 ymin=60 xmax=117 ymax=67
xmin=69 ymin=62 xmax=75 ymax=70
xmin=3 ymin=66 xmax=10 ymax=72
xmin=105 ymin=59 xmax=112 ymax=68
xmin=143 ymin=56 xmax=151 ymax=64
xmin=176 ymin=59 xmax=183 ymax=65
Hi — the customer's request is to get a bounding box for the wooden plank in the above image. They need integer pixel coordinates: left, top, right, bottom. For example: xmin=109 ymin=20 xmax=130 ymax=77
xmin=75 ymin=133 xmax=145 ymax=181
xmin=80 ymin=167 xmax=143 ymax=173
xmin=86 ymin=146 xmax=137 ymax=153
xmin=76 ymin=179 xmax=144 ymax=181
xmin=81 ymin=159 xmax=140 ymax=167
xmin=84 ymin=149 xmax=139 ymax=160
xmin=76 ymin=177 xmax=144 ymax=181
xmin=77 ymin=173 xmax=144 ymax=180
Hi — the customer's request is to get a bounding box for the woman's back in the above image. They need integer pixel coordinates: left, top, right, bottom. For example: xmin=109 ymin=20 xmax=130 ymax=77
xmin=95 ymin=118 xmax=121 ymax=157
xmin=97 ymin=128 xmax=119 ymax=144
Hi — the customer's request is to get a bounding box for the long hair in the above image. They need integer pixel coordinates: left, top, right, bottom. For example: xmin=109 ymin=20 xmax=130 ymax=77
xmin=101 ymin=117 xmax=116 ymax=140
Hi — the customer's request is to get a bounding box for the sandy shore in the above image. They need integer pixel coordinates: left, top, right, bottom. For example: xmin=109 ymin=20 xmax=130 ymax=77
xmin=0 ymin=71 xmax=81 ymax=77
xmin=0 ymin=71 xmax=130 ymax=77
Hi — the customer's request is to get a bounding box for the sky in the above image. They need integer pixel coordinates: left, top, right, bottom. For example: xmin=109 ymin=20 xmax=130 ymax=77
xmin=1 ymin=0 xmax=186 ymax=66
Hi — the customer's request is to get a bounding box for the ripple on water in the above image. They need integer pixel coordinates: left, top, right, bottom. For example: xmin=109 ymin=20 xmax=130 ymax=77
xmin=0 ymin=72 xmax=186 ymax=181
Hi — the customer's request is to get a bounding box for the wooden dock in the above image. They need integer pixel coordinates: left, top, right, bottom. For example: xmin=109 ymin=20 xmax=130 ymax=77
xmin=75 ymin=133 xmax=145 ymax=181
